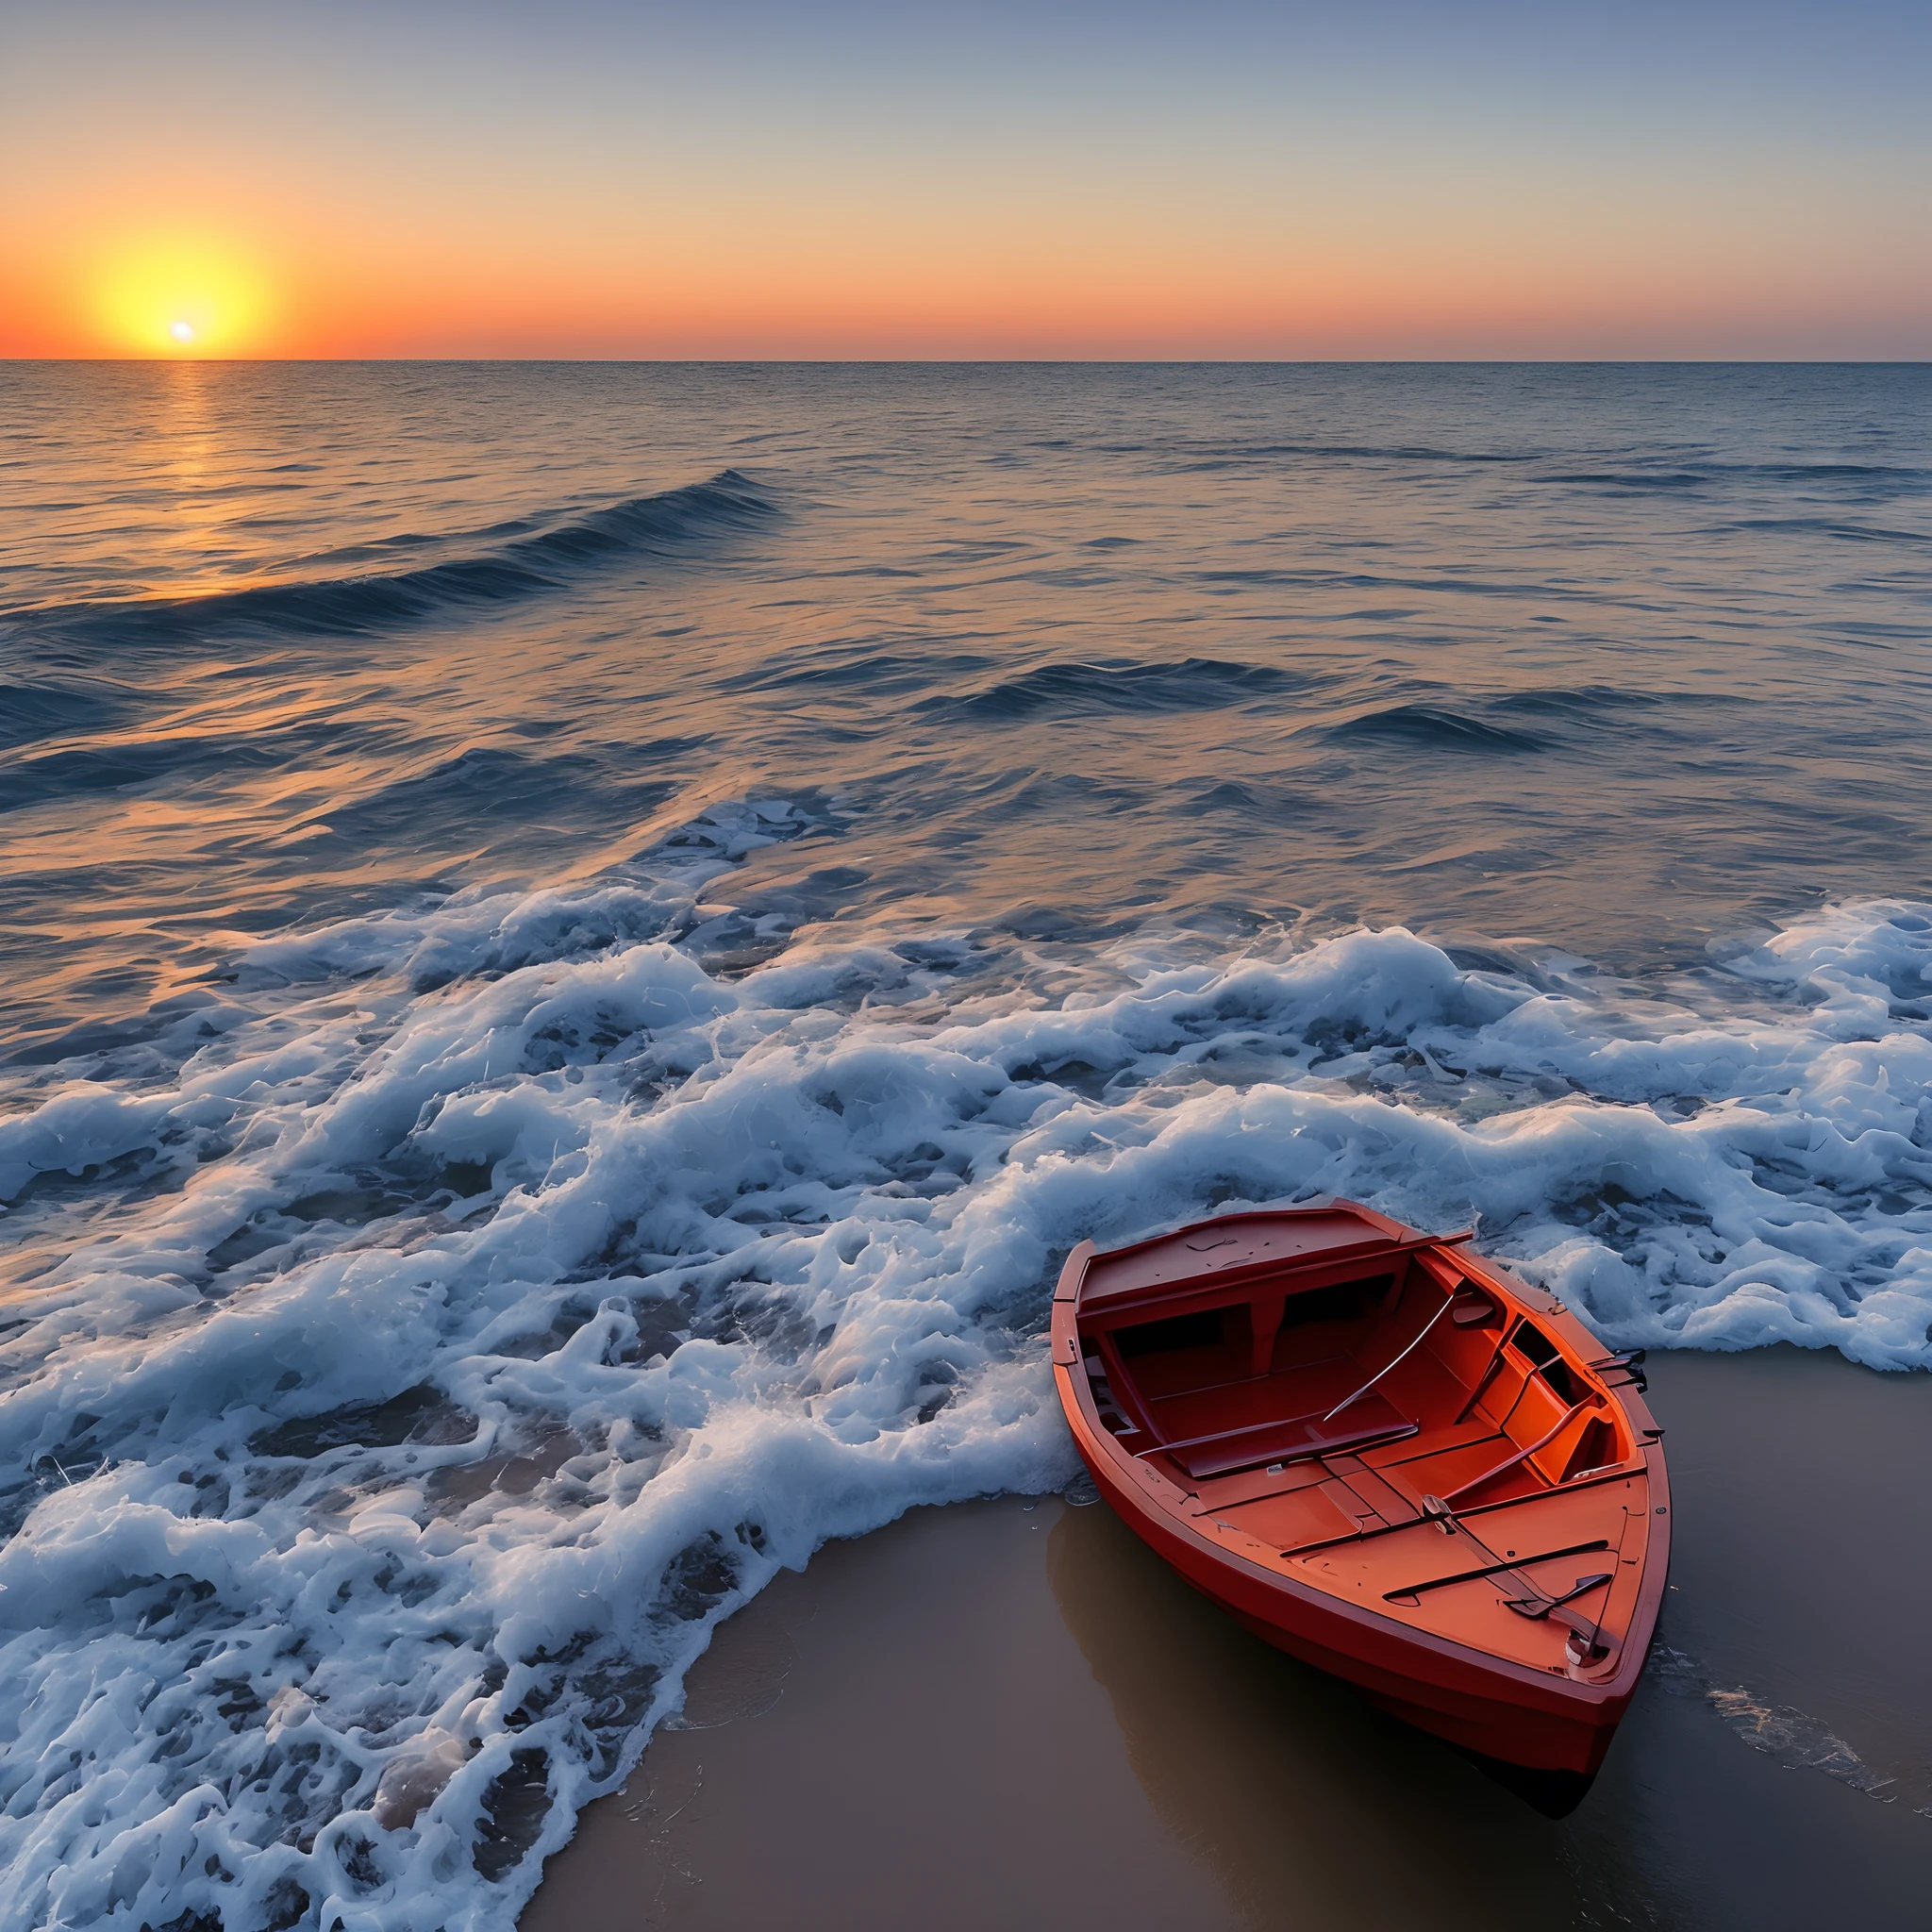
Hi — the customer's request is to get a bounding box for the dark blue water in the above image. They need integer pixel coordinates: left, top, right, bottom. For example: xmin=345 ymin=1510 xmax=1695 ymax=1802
xmin=2 ymin=363 xmax=1929 ymax=1932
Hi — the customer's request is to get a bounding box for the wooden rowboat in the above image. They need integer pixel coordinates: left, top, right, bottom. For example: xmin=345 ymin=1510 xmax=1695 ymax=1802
xmin=1051 ymin=1199 xmax=1668 ymax=1792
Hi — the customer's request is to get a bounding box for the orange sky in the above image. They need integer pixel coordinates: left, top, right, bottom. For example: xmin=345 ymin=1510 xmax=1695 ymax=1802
xmin=4 ymin=2 xmax=1926 ymax=359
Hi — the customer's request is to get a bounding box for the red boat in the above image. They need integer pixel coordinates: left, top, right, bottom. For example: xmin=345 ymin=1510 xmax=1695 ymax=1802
xmin=1051 ymin=1200 xmax=1668 ymax=1787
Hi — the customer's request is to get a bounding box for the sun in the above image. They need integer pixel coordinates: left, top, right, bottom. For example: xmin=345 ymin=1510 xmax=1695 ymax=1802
xmin=92 ymin=236 xmax=275 ymax=355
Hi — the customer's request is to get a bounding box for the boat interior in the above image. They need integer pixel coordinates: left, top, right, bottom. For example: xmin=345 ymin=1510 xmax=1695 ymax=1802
xmin=1074 ymin=1227 xmax=1657 ymax=1679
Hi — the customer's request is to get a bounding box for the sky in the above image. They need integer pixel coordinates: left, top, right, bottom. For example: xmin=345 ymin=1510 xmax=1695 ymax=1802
xmin=2 ymin=0 xmax=1926 ymax=359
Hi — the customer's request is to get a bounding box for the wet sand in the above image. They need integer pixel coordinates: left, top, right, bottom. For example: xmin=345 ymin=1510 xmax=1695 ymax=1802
xmin=522 ymin=1347 xmax=1929 ymax=1932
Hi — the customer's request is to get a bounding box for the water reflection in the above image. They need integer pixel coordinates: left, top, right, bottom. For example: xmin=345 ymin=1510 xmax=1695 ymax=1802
xmin=1045 ymin=1496 xmax=1648 ymax=1931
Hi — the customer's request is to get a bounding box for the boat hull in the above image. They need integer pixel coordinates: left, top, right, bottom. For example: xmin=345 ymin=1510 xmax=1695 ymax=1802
xmin=1064 ymin=1421 xmax=1636 ymax=1774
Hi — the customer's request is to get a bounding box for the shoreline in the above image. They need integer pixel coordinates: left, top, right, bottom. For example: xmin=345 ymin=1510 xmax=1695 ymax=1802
xmin=521 ymin=1344 xmax=1929 ymax=1930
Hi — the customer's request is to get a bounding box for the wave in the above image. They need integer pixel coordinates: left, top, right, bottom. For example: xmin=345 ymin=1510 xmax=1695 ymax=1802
xmin=1487 ymin=685 xmax=1673 ymax=720
xmin=1543 ymin=471 xmax=1711 ymax=491
xmin=1189 ymin=567 xmax=1609 ymax=604
xmin=1138 ymin=445 xmax=1929 ymax=493
xmin=1724 ymin=461 xmax=1930 ymax=482
xmin=10 ymin=470 xmax=776 ymax=645
xmin=1174 ymin=776 xmax=1323 ymax=822
xmin=1115 ymin=441 xmax=1544 ymax=470
xmin=1324 ymin=703 xmax=1546 ymax=754
xmin=922 ymin=657 xmax=1303 ymax=724
xmin=4 ymin=807 xmax=1932 ymax=1930
xmin=724 ymin=647 xmax=999 ymax=698
xmin=1091 ymin=435 xmax=1932 ymax=490
xmin=1318 ymin=686 xmax=1718 ymax=753
xmin=0 ymin=676 xmax=141 ymax=751
xmin=1726 ymin=517 xmax=1932 ymax=546
xmin=0 ymin=731 xmax=297 ymax=814
xmin=1546 ymin=461 xmax=1932 ymax=500
xmin=297 ymin=745 xmax=687 ymax=859
xmin=0 ymin=726 xmax=705 ymax=835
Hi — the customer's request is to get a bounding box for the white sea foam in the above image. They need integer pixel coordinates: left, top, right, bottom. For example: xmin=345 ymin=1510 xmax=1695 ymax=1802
xmin=4 ymin=807 xmax=1930 ymax=1931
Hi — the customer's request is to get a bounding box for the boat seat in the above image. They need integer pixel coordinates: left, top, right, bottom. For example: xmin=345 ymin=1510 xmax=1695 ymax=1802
xmin=1155 ymin=1392 xmax=1418 ymax=1481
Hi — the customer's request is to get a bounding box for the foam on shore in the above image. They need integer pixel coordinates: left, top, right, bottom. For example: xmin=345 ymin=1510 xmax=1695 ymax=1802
xmin=4 ymin=803 xmax=1930 ymax=1932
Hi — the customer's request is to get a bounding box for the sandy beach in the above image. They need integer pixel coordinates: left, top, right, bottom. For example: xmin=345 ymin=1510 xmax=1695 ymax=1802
xmin=523 ymin=1346 xmax=1928 ymax=1932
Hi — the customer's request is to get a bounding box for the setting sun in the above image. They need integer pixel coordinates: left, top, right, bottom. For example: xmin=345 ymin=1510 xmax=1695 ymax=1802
xmin=90 ymin=235 xmax=274 ymax=355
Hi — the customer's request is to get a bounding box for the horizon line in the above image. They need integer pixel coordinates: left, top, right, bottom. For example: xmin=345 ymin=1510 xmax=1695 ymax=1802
xmin=7 ymin=355 xmax=1929 ymax=368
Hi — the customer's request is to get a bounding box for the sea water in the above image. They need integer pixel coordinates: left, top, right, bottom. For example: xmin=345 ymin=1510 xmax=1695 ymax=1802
xmin=1 ymin=362 xmax=1928 ymax=1931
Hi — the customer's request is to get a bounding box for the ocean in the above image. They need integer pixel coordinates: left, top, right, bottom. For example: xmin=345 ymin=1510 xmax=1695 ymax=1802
xmin=2 ymin=361 xmax=1929 ymax=1931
